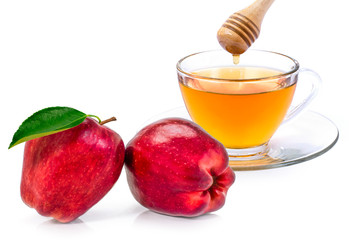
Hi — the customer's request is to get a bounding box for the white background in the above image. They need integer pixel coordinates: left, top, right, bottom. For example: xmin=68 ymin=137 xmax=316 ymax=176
xmin=0 ymin=0 xmax=354 ymax=239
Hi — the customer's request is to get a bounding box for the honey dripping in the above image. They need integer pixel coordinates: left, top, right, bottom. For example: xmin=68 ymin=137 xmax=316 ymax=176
xmin=233 ymin=54 xmax=240 ymax=65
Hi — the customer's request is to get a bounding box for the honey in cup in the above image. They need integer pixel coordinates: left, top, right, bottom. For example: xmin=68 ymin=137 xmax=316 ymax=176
xmin=179 ymin=66 xmax=296 ymax=149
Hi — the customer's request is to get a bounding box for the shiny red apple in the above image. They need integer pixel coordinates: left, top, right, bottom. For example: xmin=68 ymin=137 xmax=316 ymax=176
xmin=21 ymin=117 xmax=125 ymax=223
xmin=125 ymin=118 xmax=235 ymax=217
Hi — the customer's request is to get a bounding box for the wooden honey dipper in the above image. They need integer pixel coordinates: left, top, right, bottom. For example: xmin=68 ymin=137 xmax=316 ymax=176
xmin=217 ymin=0 xmax=275 ymax=62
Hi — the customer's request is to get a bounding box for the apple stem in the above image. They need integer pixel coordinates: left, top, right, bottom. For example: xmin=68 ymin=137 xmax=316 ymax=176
xmin=99 ymin=117 xmax=117 ymax=125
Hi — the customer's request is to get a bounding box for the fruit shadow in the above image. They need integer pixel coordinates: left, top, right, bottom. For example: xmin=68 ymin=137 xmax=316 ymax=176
xmin=133 ymin=210 xmax=220 ymax=230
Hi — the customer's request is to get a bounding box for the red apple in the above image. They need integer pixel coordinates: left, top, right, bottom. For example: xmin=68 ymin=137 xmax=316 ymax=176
xmin=21 ymin=117 xmax=125 ymax=223
xmin=125 ymin=118 xmax=235 ymax=217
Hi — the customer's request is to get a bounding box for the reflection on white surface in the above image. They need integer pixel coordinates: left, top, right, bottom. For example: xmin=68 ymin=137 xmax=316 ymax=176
xmin=37 ymin=218 xmax=93 ymax=237
xmin=134 ymin=210 xmax=220 ymax=230
xmin=80 ymin=204 xmax=143 ymax=223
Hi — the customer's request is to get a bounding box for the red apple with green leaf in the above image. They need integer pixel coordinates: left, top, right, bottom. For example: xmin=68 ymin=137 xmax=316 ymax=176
xmin=125 ymin=118 xmax=235 ymax=217
xmin=9 ymin=107 xmax=125 ymax=223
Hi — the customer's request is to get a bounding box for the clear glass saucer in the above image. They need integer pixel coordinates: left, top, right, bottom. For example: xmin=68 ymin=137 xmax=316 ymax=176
xmin=144 ymin=107 xmax=339 ymax=171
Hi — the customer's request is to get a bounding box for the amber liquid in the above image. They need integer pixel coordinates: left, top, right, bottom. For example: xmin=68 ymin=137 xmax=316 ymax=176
xmin=179 ymin=67 xmax=297 ymax=149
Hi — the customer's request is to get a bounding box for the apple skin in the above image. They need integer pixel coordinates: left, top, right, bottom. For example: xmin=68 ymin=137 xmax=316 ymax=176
xmin=21 ymin=117 xmax=125 ymax=223
xmin=125 ymin=118 xmax=235 ymax=217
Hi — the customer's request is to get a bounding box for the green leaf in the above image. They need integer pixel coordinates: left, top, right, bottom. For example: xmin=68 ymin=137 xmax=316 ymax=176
xmin=8 ymin=106 xmax=100 ymax=149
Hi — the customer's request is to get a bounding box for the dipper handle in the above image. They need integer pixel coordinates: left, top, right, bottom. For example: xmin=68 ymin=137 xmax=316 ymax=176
xmin=217 ymin=0 xmax=275 ymax=55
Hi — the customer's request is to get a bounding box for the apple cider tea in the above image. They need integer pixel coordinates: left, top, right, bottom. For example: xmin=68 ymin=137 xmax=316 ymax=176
xmin=179 ymin=66 xmax=296 ymax=149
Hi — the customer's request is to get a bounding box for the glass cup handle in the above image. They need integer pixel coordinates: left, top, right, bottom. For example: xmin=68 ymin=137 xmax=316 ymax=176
xmin=283 ymin=68 xmax=321 ymax=123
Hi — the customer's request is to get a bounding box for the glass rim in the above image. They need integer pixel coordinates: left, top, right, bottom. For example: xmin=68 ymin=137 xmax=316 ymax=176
xmin=176 ymin=49 xmax=300 ymax=82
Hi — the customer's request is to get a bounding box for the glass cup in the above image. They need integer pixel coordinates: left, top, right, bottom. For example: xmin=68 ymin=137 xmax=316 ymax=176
xmin=177 ymin=49 xmax=321 ymax=167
